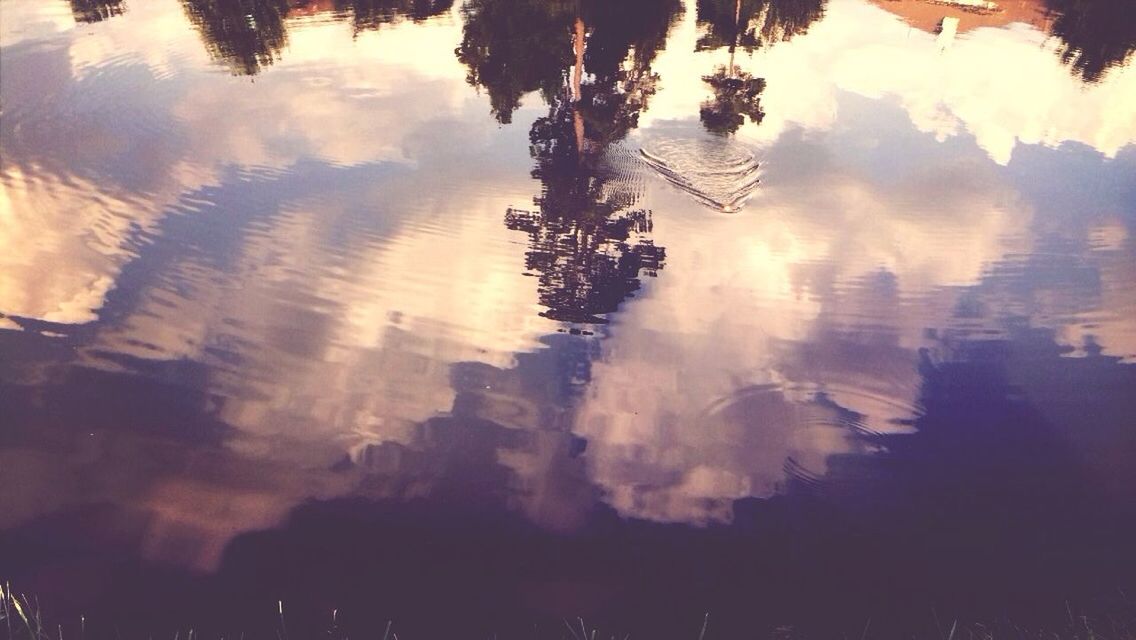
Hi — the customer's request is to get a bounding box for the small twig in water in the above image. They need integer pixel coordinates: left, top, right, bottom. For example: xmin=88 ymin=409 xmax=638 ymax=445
xmin=277 ymin=601 xmax=288 ymax=640
xmin=2 ymin=582 xmax=13 ymax=640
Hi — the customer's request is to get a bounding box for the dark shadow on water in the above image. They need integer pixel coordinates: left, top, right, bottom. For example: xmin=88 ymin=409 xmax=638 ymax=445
xmin=3 ymin=320 xmax=1134 ymax=639
xmin=69 ymin=0 xmax=1136 ymax=87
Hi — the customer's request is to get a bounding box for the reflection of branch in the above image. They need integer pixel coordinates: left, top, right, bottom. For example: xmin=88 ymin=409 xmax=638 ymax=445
xmin=1045 ymin=0 xmax=1136 ymax=83
xmin=573 ymin=17 xmax=586 ymax=161
xmin=69 ymin=0 xmax=125 ymax=23
xmin=700 ymin=65 xmax=766 ymax=135
xmin=695 ymin=0 xmax=826 ymax=52
xmin=505 ymin=206 xmax=664 ymax=324
xmin=338 ymin=0 xmax=455 ymax=34
xmin=180 ymin=0 xmax=290 ymax=75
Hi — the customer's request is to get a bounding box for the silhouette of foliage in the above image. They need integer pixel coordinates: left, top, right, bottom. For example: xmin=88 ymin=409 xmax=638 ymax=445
xmin=181 ymin=0 xmax=289 ymax=75
xmin=508 ymin=100 xmax=663 ymax=323
xmin=695 ymin=0 xmax=826 ymax=53
xmin=700 ymin=65 xmax=766 ymax=134
xmin=466 ymin=0 xmax=680 ymax=321
xmin=69 ymin=0 xmax=125 ymax=23
xmin=181 ymin=0 xmax=451 ymax=75
xmin=456 ymin=0 xmax=576 ymax=124
xmin=1045 ymin=0 xmax=1136 ymax=83
xmin=333 ymin=0 xmax=453 ymax=36
xmin=694 ymin=0 xmax=816 ymax=134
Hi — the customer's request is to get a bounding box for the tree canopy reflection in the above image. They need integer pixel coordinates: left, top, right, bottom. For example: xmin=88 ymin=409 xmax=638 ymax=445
xmin=694 ymin=0 xmax=825 ymax=134
xmin=1045 ymin=0 xmax=1136 ymax=83
xmin=695 ymin=0 xmax=826 ymax=53
xmin=455 ymin=0 xmax=574 ymax=124
xmin=458 ymin=0 xmax=680 ymax=322
xmin=180 ymin=0 xmax=453 ymax=75
xmin=69 ymin=0 xmax=125 ymax=23
xmin=333 ymin=0 xmax=455 ymax=36
xmin=181 ymin=0 xmax=290 ymax=75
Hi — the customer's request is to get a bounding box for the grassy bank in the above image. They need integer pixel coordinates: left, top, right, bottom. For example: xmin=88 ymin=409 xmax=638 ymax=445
xmin=4 ymin=583 xmax=1135 ymax=640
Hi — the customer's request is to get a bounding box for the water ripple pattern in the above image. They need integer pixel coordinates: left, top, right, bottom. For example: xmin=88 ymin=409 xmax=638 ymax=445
xmin=639 ymin=137 xmax=761 ymax=212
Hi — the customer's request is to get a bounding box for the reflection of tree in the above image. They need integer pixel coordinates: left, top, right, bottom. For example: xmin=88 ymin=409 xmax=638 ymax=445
xmin=69 ymin=0 xmax=125 ymax=23
xmin=181 ymin=0 xmax=453 ymax=75
xmin=1045 ymin=0 xmax=1136 ymax=83
xmin=455 ymin=0 xmax=575 ymax=124
xmin=181 ymin=0 xmax=290 ymax=75
xmin=505 ymin=142 xmax=665 ymax=323
xmin=694 ymin=0 xmax=824 ymax=134
xmin=695 ymin=0 xmax=826 ymax=53
xmin=334 ymin=0 xmax=453 ymax=36
xmin=462 ymin=0 xmax=679 ymax=321
xmin=700 ymin=65 xmax=765 ymax=135
xmin=456 ymin=0 xmax=682 ymax=125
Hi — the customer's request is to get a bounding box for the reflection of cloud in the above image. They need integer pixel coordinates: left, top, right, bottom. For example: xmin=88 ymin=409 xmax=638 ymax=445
xmin=1 ymin=0 xmax=1132 ymax=563
xmin=0 ymin=1 xmax=76 ymax=47
xmin=1025 ymin=221 xmax=1135 ymax=362
xmin=0 ymin=169 xmax=149 ymax=324
xmin=0 ymin=0 xmax=544 ymax=568
xmin=0 ymin=0 xmax=477 ymax=327
xmin=53 ymin=156 xmax=546 ymax=568
xmin=642 ymin=0 xmax=1136 ymax=164
xmin=576 ymin=119 xmax=1035 ymax=523
xmin=170 ymin=16 xmax=472 ymax=167
xmin=0 ymin=182 xmax=546 ymax=570
xmin=0 ymin=435 xmax=356 ymax=570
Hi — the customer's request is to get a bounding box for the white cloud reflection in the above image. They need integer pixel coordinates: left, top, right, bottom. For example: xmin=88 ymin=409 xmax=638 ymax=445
xmin=0 ymin=0 xmax=1132 ymax=568
xmin=642 ymin=0 xmax=1136 ymax=164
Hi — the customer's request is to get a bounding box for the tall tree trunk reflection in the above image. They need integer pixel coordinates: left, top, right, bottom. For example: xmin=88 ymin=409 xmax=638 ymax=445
xmin=468 ymin=0 xmax=680 ymax=322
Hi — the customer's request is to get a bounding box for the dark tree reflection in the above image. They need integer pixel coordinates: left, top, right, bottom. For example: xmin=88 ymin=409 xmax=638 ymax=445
xmin=700 ymin=66 xmax=765 ymax=135
xmin=455 ymin=0 xmax=576 ymax=124
xmin=1045 ymin=0 xmax=1136 ymax=83
xmin=506 ymin=127 xmax=665 ymax=323
xmin=695 ymin=0 xmax=826 ymax=53
xmin=510 ymin=2 xmax=677 ymax=322
xmin=181 ymin=0 xmax=290 ymax=75
xmin=459 ymin=0 xmax=679 ymax=322
xmin=69 ymin=0 xmax=126 ymax=23
xmin=694 ymin=0 xmax=823 ymax=134
xmin=181 ymin=0 xmax=451 ymax=75
xmin=333 ymin=0 xmax=453 ymax=36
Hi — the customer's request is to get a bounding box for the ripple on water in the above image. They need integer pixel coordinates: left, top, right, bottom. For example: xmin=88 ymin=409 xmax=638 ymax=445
xmin=639 ymin=137 xmax=761 ymax=213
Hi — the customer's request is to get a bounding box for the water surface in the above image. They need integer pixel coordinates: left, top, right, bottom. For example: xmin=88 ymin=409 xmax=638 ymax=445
xmin=1 ymin=0 xmax=1135 ymax=636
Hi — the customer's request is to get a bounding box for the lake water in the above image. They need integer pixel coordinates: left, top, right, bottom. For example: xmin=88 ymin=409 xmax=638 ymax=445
xmin=1 ymin=0 xmax=1134 ymax=637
